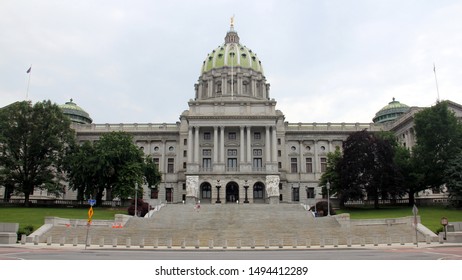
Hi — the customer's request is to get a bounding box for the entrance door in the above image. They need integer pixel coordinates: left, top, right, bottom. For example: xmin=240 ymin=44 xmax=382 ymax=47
xmin=226 ymin=182 xmax=239 ymax=203
xmin=200 ymin=182 xmax=212 ymax=203
xmin=166 ymin=188 xmax=173 ymax=202
xmin=253 ymin=182 xmax=265 ymax=203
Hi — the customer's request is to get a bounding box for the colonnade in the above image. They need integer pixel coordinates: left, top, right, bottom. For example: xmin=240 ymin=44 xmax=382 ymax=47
xmin=187 ymin=125 xmax=277 ymax=168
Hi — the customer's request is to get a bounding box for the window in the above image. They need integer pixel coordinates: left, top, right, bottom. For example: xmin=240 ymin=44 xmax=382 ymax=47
xmin=167 ymin=158 xmax=174 ymax=173
xmin=253 ymin=149 xmax=262 ymax=156
xmin=278 ymin=138 xmax=281 ymax=145
xmin=168 ymin=146 xmax=174 ymax=152
xmin=254 ymin=132 xmax=261 ymax=140
xmin=202 ymin=158 xmax=212 ymax=169
xmin=153 ymin=158 xmax=160 ymax=170
xmin=291 ymin=158 xmax=298 ymax=173
xmin=228 ymin=149 xmax=237 ymax=156
xmin=320 ymin=157 xmax=327 ymax=172
xmin=278 ymin=150 xmax=281 ymax=157
xmin=204 ymin=132 xmax=211 ymax=140
xmin=306 ymin=187 xmax=315 ymax=199
xmin=227 ymin=158 xmax=237 ymax=169
xmin=150 ymin=188 xmax=158 ymax=199
xmin=203 ymin=149 xmax=211 ymax=156
xmin=183 ymin=183 xmax=186 ymax=190
xmin=201 ymin=185 xmax=211 ymax=199
xmin=228 ymin=132 xmax=236 ymax=140
xmin=306 ymin=158 xmax=313 ymax=173
xmin=184 ymin=139 xmax=187 ymax=145
xmin=292 ymin=187 xmax=299 ymax=202
xmin=183 ymin=150 xmax=187 ymax=157
xmin=253 ymin=158 xmax=262 ymax=169
xmin=253 ymin=184 xmax=264 ymax=199
xmin=278 ymin=162 xmax=282 ymax=169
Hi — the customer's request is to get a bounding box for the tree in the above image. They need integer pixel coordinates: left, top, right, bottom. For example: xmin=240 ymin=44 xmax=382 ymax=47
xmin=337 ymin=130 xmax=403 ymax=208
xmin=444 ymin=152 xmax=462 ymax=207
xmin=65 ymin=132 xmax=146 ymax=206
xmin=143 ymin=155 xmax=162 ymax=197
xmin=413 ymin=101 xmax=462 ymax=191
xmin=0 ymin=100 xmax=75 ymax=206
xmin=319 ymin=146 xmax=342 ymax=203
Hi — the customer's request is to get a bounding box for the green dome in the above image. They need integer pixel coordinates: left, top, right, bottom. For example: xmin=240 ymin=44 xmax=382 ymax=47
xmin=59 ymin=99 xmax=92 ymax=124
xmin=201 ymin=27 xmax=263 ymax=74
xmin=373 ymin=98 xmax=410 ymax=123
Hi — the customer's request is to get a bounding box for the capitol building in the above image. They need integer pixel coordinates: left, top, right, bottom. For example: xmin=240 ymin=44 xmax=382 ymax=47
xmin=7 ymin=24 xmax=462 ymax=205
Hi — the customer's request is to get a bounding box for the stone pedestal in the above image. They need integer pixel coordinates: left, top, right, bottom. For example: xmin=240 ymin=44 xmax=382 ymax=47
xmin=186 ymin=196 xmax=197 ymax=204
xmin=268 ymin=196 xmax=279 ymax=204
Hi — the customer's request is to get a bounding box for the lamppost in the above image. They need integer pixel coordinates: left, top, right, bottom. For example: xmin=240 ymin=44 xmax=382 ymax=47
xmin=216 ymin=180 xmax=221 ymax=203
xmin=134 ymin=183 xmax=138 ymax=217
xmin=244 ymin=180 xmax=249 ymax=203
xmin=326 ymin=181 xmax=331 ymax=216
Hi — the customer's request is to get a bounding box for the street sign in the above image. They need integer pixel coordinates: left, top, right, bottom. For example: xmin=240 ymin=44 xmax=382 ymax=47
xmin=88 ymin=199 xmax=96 ymax=206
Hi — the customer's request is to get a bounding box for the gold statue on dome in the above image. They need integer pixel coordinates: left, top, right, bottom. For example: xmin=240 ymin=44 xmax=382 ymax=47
xmin=230 ymin=15 xmax=235 ymax=28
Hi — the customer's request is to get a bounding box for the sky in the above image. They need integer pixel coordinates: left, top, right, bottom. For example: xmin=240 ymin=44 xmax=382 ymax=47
xmin=1 ymin=0 xmax=462 ymax=124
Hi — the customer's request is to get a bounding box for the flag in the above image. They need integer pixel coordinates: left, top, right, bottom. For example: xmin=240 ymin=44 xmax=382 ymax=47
xmin=26 ymin=67 xmax=31 ymax=73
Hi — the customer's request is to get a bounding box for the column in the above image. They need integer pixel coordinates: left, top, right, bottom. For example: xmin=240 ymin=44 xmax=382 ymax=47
xmin=240 ymin=126 xmax=245 ymax=165
xmin=188 ymin=127 xmax=193 ymax=163
xmin=247 ymin=126 xmax=252 ymax=163
xmin=161 ymin=140 xmax=166 ymax=173
xmin=222 ymin=76 xmax=226 ymax=95
xmin=265 ymin=126 xmax=271 ymax=162
xmin=272 ymin=126 xmax=277 ymax=163
xmin=298 ymin=140 xmax=303 ymax=173
xmin=220 ymin=126 xmax=225 ymax=163
xmin=213 ymin=126 xmax=218 ymax=164
xmin=194 ymin=126 xmax=200 ymax=164
xmin=313 ymin=140 xmax=318 ymax=174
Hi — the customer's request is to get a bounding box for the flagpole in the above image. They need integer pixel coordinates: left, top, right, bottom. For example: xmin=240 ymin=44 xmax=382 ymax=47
xmin=26 ymin=65 xmax=32 ymax=101
xmin=433 ymin=63 xmax=440 ymax=102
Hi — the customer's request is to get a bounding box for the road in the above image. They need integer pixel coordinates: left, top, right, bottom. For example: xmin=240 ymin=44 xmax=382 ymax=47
xmin=1 ymin=245 xmax=462 ymax=260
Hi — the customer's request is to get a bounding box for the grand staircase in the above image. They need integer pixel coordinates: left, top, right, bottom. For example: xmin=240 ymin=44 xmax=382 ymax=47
xmin=39 ymin=204 xmax=424 ymax=247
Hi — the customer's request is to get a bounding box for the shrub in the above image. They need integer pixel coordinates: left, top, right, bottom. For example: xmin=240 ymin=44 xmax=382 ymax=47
xmin=309 ymin=201 xmax=336 ymax=216
xmin=17 ymin=225 xmax=34 ymax=242
xmin=127 ymin=198 xmax=150 ymax=217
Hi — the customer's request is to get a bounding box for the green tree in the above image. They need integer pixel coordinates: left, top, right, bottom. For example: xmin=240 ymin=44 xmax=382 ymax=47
xmin=0 ymin=100 xmax=75 ymax=206
xmin=444 ymin=152 xmax=462 ymax=207
xmin=413 ymin=101 xmax=462 ymax=192
xmin=319 ymin=146 xmax=342 ymax=202
xmin=143 ymin=155 xmax=162 ymax=196
xmin=65 ymin=132 xmax=145 ymax=206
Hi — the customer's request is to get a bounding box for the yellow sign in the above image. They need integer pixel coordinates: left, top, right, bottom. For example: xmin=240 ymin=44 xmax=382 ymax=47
xmin=88 ymin=206 xmax=94 ymax=223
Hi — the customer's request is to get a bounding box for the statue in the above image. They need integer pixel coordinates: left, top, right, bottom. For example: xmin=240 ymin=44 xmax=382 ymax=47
xmin=186 ymin=176 xmax=199 ymax=197
xmin=265 ymin=175 xmax=280 ymax=197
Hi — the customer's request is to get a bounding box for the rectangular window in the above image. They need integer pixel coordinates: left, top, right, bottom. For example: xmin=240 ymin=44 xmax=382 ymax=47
xmin=253 ymin=158 xmax=262 ymax=170
xmin=306 ymin=187 xmax=315 ymax=199
xmin=227 ymin=158 xmax=237 ymax=169
xmin=291 ymin=158 xmax=298 ymax=173
xmin=202 ymin=158 xmax=212 ymax=169
xmin=184 ymin=139 xmax=187 ymax=145
xmin=228 ymin=132 xmax=236 ymax=140
xmin=183 ymin=183 xmax=186 ymax=190
xmin=227 ymin=149 xmax=237 ymax=156
xmin=253 ymin=149 xmax=262 ymax=156
xmin=277 ymin=138 xmax=281 ymax=145
xmin=150 ymin=188 xmax=159 ymax=199
xmin=278 ymin=162 xmax=282 ymax=169
xmin=292 ymin=187 xmax=300 ymax=202
xmin=306 ymin=158 xmax=313 ymax=173
xmin=153 ymin=158 xmax=160 ymax=170
xmin=254 ymin=132 xmax=261 ymax=140
xmin=167 ymin=158 xmax=174 ymax=173
xmin=183 ymin=150 xmax=187 ymax=157
xmin=183 ymin=162 xmax=186 ymax=169
xmin=278 ymin=150 xmax=281 ymax=157
xmin=204 ymin=132 xmax=211 ymax=140
xmin=203 ymin=149 xmax=212 ymax=156
xmin=320 ymin=157 xmax=327 ymax=173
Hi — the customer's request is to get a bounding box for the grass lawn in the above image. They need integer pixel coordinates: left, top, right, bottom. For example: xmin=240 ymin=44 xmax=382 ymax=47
xmin=0 ymin=207 xmax=126 ymax=233
xmin=337 ymin=206 xmax=462 ymax=233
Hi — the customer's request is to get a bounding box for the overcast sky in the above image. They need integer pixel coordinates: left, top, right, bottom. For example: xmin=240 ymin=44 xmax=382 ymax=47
xmin=1 ymin=0 xmax=461 ymax=124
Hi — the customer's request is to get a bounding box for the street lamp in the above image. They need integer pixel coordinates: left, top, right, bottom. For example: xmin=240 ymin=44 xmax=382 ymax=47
xmin=216 ymin=180 xmax=221 ymax=203
xmin=326 ymin=181 xmax=331 ymax=216
xmin=243 ymin=180 xmax=249 ymax=203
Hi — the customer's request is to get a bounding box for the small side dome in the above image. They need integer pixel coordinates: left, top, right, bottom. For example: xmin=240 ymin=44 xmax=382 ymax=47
xmin=59 ymin=99 xmax=93 ymax=124
xmin=373 ymin=98 xmax=410 ymax=123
